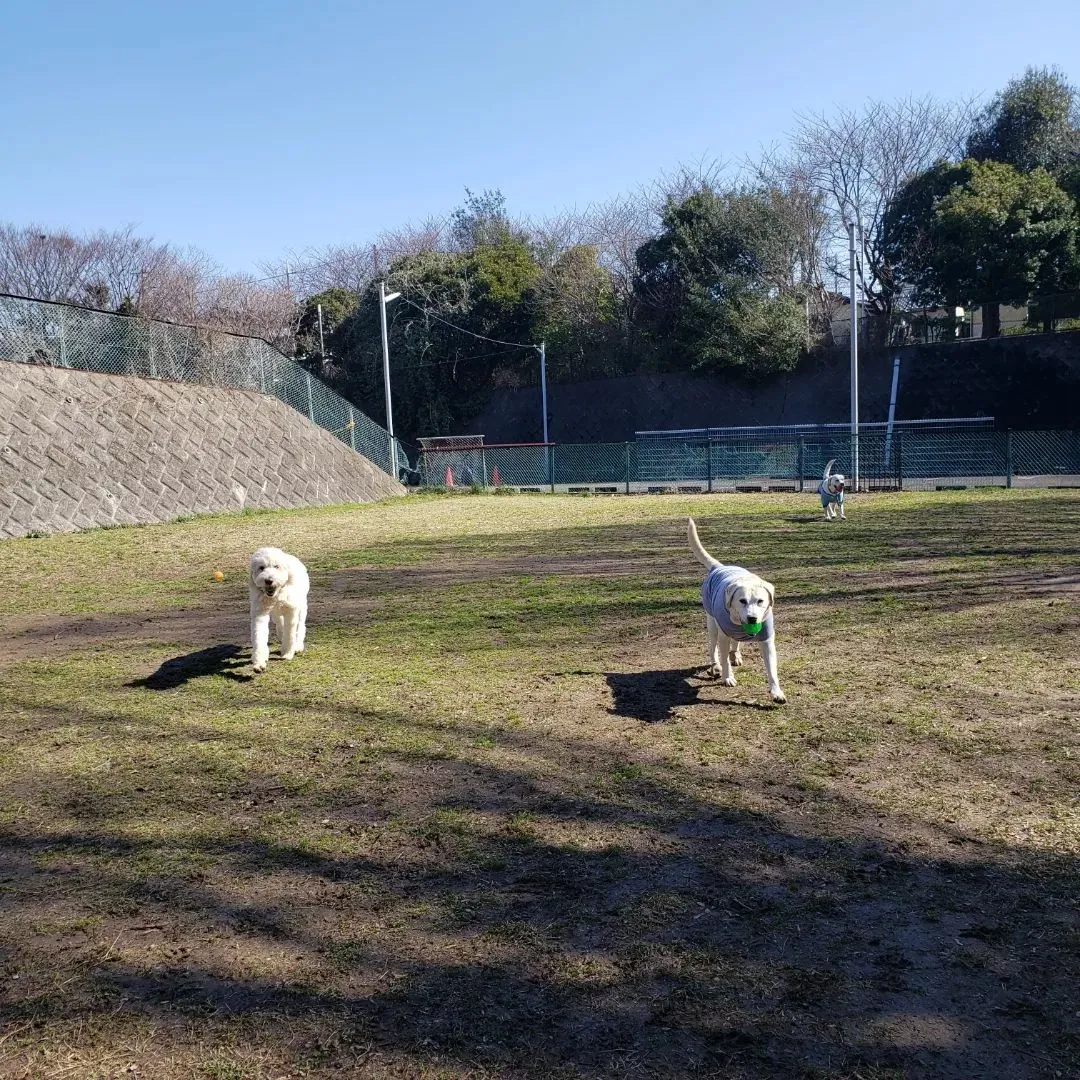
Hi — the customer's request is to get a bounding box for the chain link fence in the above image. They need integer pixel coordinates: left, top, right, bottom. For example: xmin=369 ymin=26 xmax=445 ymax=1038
xmin=420 ymin=429 xmax=1080 ymax=493
xmin=887 ymin=291 xmax=1080 ymax=345
xmin=7 ymin=293 xmax=1078 ymax=496
xmin=0 ymin=293 xmax=401 ymax=477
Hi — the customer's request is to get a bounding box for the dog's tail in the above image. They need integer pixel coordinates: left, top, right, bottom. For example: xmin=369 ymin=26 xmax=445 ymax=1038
xmin=687 ymin=517 xmax=719 ymax=569
xmin=823 ymin=458 xmax=837 ymax=483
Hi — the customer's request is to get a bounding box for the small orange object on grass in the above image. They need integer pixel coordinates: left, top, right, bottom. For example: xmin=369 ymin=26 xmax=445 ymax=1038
xmin=212 ymin=570 xmax=225 ymax=581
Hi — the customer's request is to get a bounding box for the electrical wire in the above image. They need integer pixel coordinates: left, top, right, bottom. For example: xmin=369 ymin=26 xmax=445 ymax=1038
xmin=395 ymin=295 xmax=538 ymax=351
xmin=391 ymin=346 xmax=532 ymax=372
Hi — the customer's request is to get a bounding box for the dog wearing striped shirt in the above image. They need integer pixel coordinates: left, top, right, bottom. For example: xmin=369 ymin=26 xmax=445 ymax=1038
xmin=688 ymin=518 xmax=786 ymax=704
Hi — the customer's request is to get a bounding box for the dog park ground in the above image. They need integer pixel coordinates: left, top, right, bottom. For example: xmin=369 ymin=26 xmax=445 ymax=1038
xmin=1 ymin=489 xmax=1078 ymax=1080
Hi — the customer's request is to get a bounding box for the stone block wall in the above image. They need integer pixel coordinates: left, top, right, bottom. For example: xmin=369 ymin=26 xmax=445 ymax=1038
xmin=0 ymin=363 xmax=402 ymax=538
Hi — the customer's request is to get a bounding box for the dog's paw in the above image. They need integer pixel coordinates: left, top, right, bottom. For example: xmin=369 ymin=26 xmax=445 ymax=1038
xmin=281 ymin=651 xmax=296 ymax=661
xmin=729 ymin=651 xmax=744 ymax=667
xmin=770 ymin=689 xmax=787 ymax=704
xmin=252 ymin=661 xmax=267 ymax=674
xmin=721 ymin=675 xmax=737 ymax=687
xmin=707 ymin=664 xmax=721 ymax=677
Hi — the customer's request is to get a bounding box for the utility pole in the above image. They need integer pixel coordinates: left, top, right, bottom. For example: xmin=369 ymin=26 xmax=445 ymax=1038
xmin=537 ymin=340 xmax=551 ymax=491
xmin=378 ymin=281 xmax=401 ymax=477
xmin=317 ymin=303 xmax=326 ymax=360
xmin=848 ymin=221 xmax=860 ymax=490
xmin=538 ymin=340 xmax=549 ymax=445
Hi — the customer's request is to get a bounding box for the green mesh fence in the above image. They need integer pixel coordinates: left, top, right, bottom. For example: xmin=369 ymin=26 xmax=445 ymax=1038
xmin=8 ymin=294 xmax=1077 ymax=494
xmin=419 ymin=445 xmax=553 ymax=489
xmin=0 ymin=293 xmax=397 ymax=477
xmin=419 ymin=430 xmax=1080 ymax=493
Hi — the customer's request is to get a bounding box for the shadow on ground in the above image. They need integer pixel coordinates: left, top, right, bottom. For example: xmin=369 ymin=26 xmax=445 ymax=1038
xmin=126 ymin=643 xmax=251 ymax=689
xmin=1 ymin=703 xmax=1077 ymax=1079
xmin=606 ymin=667 xmax=704 ymax=722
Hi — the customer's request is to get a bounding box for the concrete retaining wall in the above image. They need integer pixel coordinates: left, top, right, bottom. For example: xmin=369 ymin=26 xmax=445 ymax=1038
xmin=0 ymin=363 xmax=402 ymax=538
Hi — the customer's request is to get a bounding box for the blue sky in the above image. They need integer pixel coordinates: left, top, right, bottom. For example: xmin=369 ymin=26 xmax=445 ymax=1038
xmin=3 ymin=0 xmax=1077 ymax=275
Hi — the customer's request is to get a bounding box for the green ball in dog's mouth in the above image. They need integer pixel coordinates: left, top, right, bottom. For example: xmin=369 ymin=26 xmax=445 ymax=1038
xmin=741 ymin=621 xmax=763 ymax=635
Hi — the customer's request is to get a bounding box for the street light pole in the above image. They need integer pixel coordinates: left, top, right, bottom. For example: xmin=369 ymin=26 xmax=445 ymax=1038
xmin=378 ymin=281 xmax=401 ymax=477
xmin=848 ymin=221 xmax=860 ymax=490
xmin=537 ymin=340 xmax=549 ymax=445
xmin=536 ymin=340 xmax=552 ymax=491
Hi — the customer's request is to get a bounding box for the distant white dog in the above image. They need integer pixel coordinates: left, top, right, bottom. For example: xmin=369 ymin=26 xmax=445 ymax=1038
xmin=688 ymin=518 xmax=786 ymax=704
xmin=818 ymin=458 xmax=846 ymax=520
xmin=248 ymin=547 xmax=310 ymax=673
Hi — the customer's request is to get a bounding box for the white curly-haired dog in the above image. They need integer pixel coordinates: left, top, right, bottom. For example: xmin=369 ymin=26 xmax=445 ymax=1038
xmin=248 ymin=547 xmax=310 ymax=673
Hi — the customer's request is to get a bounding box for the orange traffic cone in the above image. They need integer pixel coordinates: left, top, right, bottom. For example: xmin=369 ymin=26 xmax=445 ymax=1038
xmin=445 ymin=466 xmax=454 ymax=487
xmin=491 ymin=465 xmax=502 ymax=486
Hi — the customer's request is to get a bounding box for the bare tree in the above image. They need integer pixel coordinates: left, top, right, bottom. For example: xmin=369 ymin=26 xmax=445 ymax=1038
xmin=270 ymin=218 xmax=447 ymax=299
xmin=200 ymin=273 xmax=296 ymax=350
xmin=0 ymin=225 xmax=102 ymax=301
xmin=576 ymin=195 xmax=654 ymax=299
xmin=0 ymin=222 xmax=300 ymax=350
xmin=529 ymin=208 xmax=591 ymax=269
xmin=82 ymin=227 xmax=172 ymax=310
xmin=785 ymin=96 xmax=974 ymax=328
xmin=646 ymin=158 xmax=728 ymax=212
xmin=748 ymin=151 xmax=837 ymax=340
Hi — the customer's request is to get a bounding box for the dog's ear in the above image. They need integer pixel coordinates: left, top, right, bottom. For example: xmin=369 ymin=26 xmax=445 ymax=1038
xmin=723 ymin=581 xmax=741 ymax=612
xmin=759 ymin=578 xmax=776 ymax=608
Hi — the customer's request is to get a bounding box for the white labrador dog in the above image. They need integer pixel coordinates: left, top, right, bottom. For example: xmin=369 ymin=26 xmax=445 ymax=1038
xmin=818 ymin=458 xmax=846 ymax=520
xmin=688 ymin=518 xmax=785 ymax=704
xmin=248 ymin=547 xmax=310 ymax=673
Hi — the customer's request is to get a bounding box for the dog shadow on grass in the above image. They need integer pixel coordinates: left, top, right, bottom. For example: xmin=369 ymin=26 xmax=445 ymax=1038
xmin=605 ymin=667 xmax=775 ymax=722
xmin=127 ymin=643 xmax=251 ymax=690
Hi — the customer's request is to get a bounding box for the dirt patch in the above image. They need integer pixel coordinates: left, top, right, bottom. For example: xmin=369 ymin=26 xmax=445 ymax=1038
xmin=328 ymin=551 xmax=675 ymax=593
xmin=5 ymin=607 xmax=250 ymax=663
xmin=6 ymin=552 xmax=677 ymax=664
xmin=2 ymin=495 xmax=1079 ymax=1078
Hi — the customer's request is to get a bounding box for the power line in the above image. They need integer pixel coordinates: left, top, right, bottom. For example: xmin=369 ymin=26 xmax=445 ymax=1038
xmin=392 ymin=345 xmax=532 ymax=372
xmin=395 ymin=294 xmax=537 ymax=352
xmin=251 ymin=255 xmax=349 ymax=285
xmin=257 ymin=266 xmax=541 ymax=358
xmin=252 ymin=248 xmax=388 ymax=286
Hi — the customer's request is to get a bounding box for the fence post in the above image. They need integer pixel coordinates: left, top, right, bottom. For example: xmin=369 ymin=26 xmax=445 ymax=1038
xmin=481 ymin=447 xmax=488 ymax=487
xmin=706 ymin=438 xmax=713 ymax=493
xmin=548 ymin=445 xmax=555 ymax=494
xmin=348 ymin=406 xmax=356 ymax=452
xmin=59 ymin=308 xmax=69 ymax=367
xmin=797 ymin=437 xmax=804 ymax=492
xmin=625 ymin=442 xmax=631 ymax=495
xmin=305 ymin=372 xmax=315 ymax=422
xmin=1005 ymin=430 xmax=1013 ymax=488
xmin=896 ymin=429 xmax=903 ymax=491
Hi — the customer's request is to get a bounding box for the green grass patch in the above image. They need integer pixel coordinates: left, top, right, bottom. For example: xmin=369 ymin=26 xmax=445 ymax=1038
xmin=1 ymin=489 xmax=1079 ymax=1078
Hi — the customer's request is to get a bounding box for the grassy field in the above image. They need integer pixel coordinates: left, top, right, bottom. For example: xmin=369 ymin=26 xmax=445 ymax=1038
xmin=1 ymin=488 xmax=1079 ymax=1080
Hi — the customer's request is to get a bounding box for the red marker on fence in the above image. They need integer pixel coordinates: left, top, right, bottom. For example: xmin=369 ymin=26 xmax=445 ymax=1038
xmin=445 ymin=466 xmax=454 ymax=486
xmin=491 ymin=465 xmax=501 ymax=486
